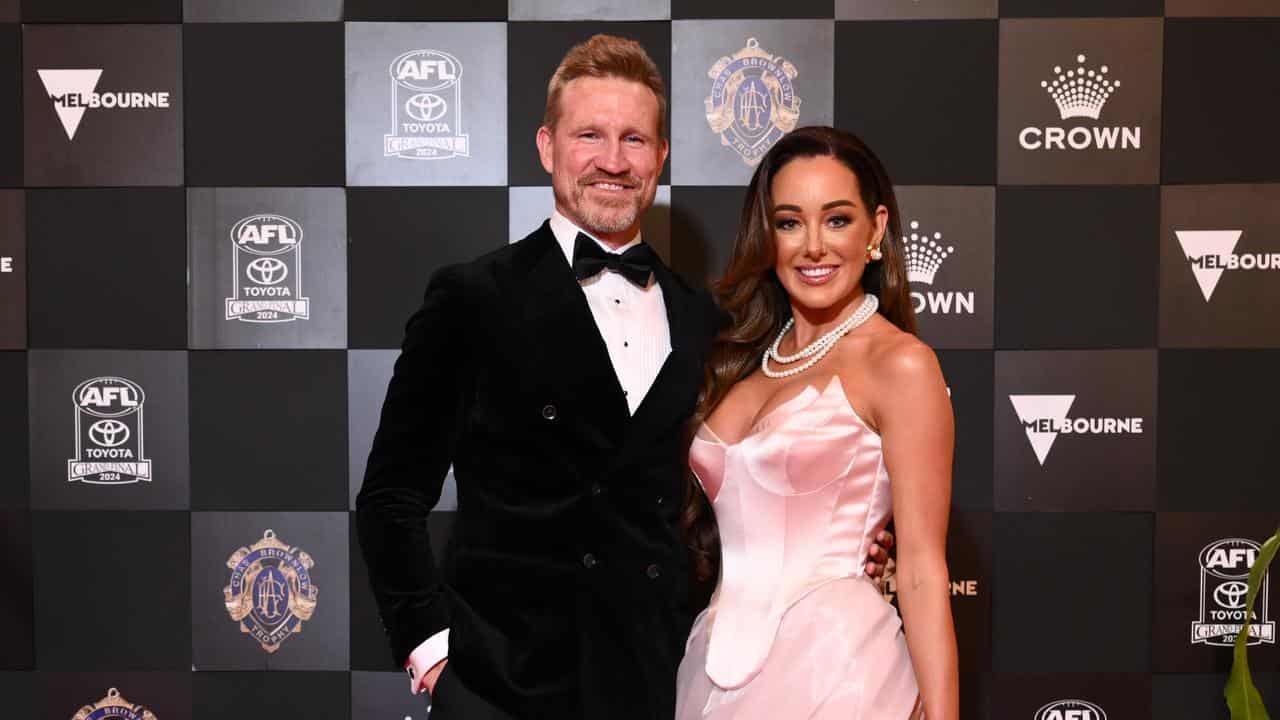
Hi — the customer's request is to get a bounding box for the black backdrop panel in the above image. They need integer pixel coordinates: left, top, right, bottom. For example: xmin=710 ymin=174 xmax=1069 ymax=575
xmin=346 ymin=188 xmax=509 ymax=348
xmin=992 ymin=512 xmax=1153 ymax=673
xmin=0 ymin=511 xmax=32 ymax=669
xmin=835 ymin=20 xmax=998 ymax=186
xmin=342 ymin=0 xmax=506 ymax=21
xmin=184 ymin=23 xmax=345 ymax=187
xmin=1163 ymin=19 xmax=1280 ymax=183
xmin=0 ymin=353 xmax=27 ymax=509
xmin=26 ymin=189 xmax=187 ymax=350
xmin=1154 ymin=673 xmax=1280 ymax=720
xmin=0 ymin=190 xmax=23 ymax=348
xmin=507 ymin=21 xmax=673 ymax=187
xmin=192 ymin=670 xmax=350 ymax=720
xmin=998 ymin=0 xmax=1164 ymax=17
xmin=32 ymin=511 xmax=191 ymax=670
xmin=21 ymin=0 xmax=180 ymax=22
xmin=995 ymin=186 xmax=1159 ymax=349
xmin=671 ymin=0 xmax=833 ymax=19
xmin=936 ymin=350 xmax=994 ymax=512
xmin=189 ymin=350 xmax=348 ymax=510
xmin=991 ymin=672 xmax=1152 ymax=720
xmin=0 ymin=25 xmax=19 ymax=187
xmin=1158 ymin=349 xmax=1280 ymax=511
xmin=668 ymin=186 xmax=741 ymax=288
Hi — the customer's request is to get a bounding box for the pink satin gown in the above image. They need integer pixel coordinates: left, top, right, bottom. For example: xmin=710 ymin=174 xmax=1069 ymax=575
xmin=676 ymin=376 xmax=922 ymax=719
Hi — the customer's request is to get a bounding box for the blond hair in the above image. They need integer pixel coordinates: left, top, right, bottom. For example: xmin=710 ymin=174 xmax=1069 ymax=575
xmin=543 ymin=34 xmax=666 ymax=135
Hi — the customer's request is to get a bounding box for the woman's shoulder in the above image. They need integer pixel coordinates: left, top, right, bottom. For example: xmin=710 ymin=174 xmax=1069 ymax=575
xmin=853 ymin=320 xmax=942 ymax=388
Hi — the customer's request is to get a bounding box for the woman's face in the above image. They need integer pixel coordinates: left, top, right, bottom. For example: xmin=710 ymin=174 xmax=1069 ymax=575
xmin=769 ymin=154 xmax=886 ymax=316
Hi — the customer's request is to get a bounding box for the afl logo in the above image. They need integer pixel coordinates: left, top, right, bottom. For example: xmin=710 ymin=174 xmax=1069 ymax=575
xmin=1034 ymin=699 xmax=1106 ymax=720
xmin=76 ymin=376 xmax=143 ymax=417
xmin=226 ymin=213 xmax=309 ymax=323
xmin=392 ymin=49 xmax=461 ymax=92
xmin=1193 ymin=537 xmax=1274 ymax=647
xmin=68 ymin=377 xmax=151 ymax=485
xmin=233 ymin=214 xmax=301 ymax=256
xmin=72 ymin=687 xmax=158 ymax=720
xmin=385 ymin=49 xmax=470 ymax=160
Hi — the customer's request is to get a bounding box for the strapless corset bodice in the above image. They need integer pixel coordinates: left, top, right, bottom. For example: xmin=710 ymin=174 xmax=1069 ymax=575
xmin=689 ymin=375 xmax=894 ymax=690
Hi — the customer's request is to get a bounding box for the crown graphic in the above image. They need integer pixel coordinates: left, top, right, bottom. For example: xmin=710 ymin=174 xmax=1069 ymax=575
xmin=902 ymin=220 xmax=954 ymax=285
xmin=1040 ymin=54 xmax=1119 ymax=121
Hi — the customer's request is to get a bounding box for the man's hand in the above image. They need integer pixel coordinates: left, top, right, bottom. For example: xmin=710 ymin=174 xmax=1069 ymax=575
xmin=864 ymin=529 xmax=895 ymax=588
xmin=408 ymin=657 xmax=448 ymax=696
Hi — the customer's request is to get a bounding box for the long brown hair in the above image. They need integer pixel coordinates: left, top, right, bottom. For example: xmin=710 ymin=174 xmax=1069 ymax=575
xmin=681 ymin=126 xmax=917 ymax=583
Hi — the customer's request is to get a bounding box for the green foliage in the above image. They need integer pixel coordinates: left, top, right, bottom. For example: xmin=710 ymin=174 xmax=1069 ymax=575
xmin=1226 ymin=527 xmax=1279 ymax=720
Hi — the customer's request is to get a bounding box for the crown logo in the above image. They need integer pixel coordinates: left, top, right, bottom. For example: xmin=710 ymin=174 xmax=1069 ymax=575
xmin=1040 ymin=54 xmax=1119 ymax=120
xmin=902 ymin=220 xmax=954 ymax=285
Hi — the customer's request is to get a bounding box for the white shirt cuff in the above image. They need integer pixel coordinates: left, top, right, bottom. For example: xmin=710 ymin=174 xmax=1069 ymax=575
xmin=406 ymin=628 xmax=450 ymax=688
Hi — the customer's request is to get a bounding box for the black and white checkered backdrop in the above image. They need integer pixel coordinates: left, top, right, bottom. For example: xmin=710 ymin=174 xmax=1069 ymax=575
xmin=2 ymin=0 xmax=1279 ymax=718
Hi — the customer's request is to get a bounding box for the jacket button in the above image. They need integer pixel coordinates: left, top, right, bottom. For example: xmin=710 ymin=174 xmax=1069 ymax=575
xmin=591 ymin=482 xmax=603 ymax=496
xmin=541 ymin=404 xmax=557 ymax=420
xmin=646 ymin=563 xmax=661 ymax=579
xmin=583 ymin=553 xmax=598 ymax=569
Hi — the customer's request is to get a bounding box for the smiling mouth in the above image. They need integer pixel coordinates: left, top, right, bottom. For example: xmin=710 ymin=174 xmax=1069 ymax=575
xmin=796 ymin=265 xmax=840 ymax=284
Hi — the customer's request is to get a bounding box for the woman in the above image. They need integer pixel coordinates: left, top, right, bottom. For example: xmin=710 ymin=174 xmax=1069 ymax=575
xmin=675 ymin=126 xmax=959 ymax=719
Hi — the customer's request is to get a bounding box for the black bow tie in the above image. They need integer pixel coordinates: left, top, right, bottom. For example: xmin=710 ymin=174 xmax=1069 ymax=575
xmin=571 ymin=232 xmax=656 ymax=288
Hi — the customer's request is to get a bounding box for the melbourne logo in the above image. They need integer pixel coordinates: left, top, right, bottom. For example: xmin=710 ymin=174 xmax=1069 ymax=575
xmin=1008 ymin=394 xmax=1144 ymax=466
xmin=705 ymin=38 xmax=801 ymax=166
xmin=1019 ymin=53 xmax=1139 ymax=151
xmin=384 ymin=49 xmax=469 ymax=160
xmin=881 ymin=557 xmax=979 ymax=605
xmin=37 ymin=69 xmax=171 ymax=141
xmin=902 ymin=219 xmax=974 ymax=316
xmin=1192 ymin=538 xmax=1275 ymax=647
xmin=1034 ymin=699 xmax=1107 ymax=720
xmin=224 ymin=528 xmax=318 ymax=653
xmin=1175 ymin=230 xmax=1280 ymax=302
xmin=225 ymin=214 xmax=309 ymax=323
xmin=68 ymin=377 xmax=151 ymax=484
xmin=72 ymin=687 xmax=157 ymax=720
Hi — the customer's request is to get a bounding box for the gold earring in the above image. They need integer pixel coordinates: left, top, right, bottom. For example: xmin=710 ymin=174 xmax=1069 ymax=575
xmin=867 ymin=244 xmax=883 ymax=261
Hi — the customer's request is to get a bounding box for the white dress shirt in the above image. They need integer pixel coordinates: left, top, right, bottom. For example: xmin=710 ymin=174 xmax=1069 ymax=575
xmin=406 ymin=211 xmax=673 ymax=690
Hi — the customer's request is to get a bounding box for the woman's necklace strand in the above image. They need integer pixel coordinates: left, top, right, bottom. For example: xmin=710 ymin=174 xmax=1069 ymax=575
xmin=761 ymin=294 xmax=879 ymax=379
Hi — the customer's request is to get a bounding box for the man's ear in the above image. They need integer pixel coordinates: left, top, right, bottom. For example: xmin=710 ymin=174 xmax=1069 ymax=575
xmin=657 ymin=137 xmax=670 ymax=175
xmin=536 ymin=125 xmax=555 ymax=174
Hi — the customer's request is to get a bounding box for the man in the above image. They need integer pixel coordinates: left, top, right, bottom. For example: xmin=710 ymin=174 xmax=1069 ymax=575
xmin=356 ymin=35 xmax=891 ymax=719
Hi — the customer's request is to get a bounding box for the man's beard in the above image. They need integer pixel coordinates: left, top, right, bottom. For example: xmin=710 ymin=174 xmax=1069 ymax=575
xmin=572 ymin=176 xmax=644 ymax=234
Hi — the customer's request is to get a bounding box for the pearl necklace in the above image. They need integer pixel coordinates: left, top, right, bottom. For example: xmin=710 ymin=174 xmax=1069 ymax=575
xmin=761 ymin=294 xmax=879 ymax=379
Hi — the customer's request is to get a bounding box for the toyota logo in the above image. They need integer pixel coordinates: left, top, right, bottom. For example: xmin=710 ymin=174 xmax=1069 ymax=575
xmin=1215 ymin=581 xmax=1250 ymax=610
xmin=89 ymin=419 xmax=130 ymax=448
xmin=405 ymin=93 xmax=448 ymax=122
xmin=246 ymin=257 xmax=288 ymax=285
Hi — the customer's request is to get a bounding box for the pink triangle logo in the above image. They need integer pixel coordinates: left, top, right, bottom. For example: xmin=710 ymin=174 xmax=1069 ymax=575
xmin=37 ymin=69 xmax=103 ymax=140
xmin=1175 ymin=230 xmax=1242 ymax=302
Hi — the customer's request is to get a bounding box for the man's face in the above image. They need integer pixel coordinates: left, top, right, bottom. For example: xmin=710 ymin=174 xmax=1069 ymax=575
xmin=537 ymin=76 xmax=668 ymax=242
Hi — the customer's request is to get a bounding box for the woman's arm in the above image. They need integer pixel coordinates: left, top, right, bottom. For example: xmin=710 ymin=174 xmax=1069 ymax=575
xmin=874 ymin=337 xmax=959 ymax=720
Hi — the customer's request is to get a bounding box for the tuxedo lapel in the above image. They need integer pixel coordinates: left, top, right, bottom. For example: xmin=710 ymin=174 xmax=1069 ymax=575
xmin=515 ymin=222 xmax=630 ymax=447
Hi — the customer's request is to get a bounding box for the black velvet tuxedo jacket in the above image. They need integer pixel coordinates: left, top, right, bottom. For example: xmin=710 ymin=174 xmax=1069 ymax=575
xmin=356 ymin=221 xmax=723 ymax=719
